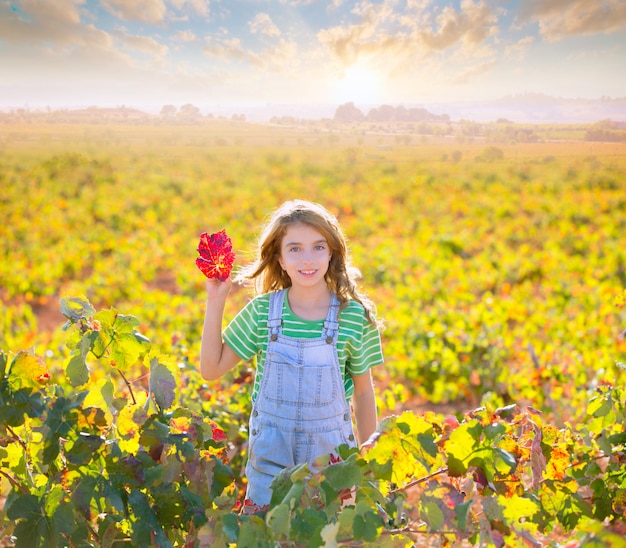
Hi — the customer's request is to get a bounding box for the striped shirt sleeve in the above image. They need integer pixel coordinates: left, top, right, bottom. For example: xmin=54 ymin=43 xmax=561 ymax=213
xmin=341 ymin=301 xmax=384 ymax=376
xmin=223 ymin=296 xmax=267 ymax=360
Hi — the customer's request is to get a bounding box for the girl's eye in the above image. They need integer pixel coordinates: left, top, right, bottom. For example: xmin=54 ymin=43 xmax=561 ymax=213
xmin=289 ymin=246 xmax=300 ymax=253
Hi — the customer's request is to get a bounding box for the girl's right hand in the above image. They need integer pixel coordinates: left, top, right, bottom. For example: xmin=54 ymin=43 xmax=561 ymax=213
xmin=205 ymin=277 xmax=232 ymax=301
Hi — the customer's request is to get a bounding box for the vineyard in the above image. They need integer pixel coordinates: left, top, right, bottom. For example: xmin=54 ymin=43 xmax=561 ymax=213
xmin=1 ymin=121 xmax=625 ymax=547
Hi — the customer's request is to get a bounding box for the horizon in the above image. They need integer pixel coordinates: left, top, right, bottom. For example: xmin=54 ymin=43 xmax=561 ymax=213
xmin=1 ymin=1 xmax=626 ymax=114
xmin=4 ymin=93 xmax=626 ymax=125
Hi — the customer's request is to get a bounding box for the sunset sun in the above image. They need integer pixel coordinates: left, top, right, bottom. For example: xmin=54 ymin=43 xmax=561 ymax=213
xmin=333 ymin=64 xmax=381 ymax=105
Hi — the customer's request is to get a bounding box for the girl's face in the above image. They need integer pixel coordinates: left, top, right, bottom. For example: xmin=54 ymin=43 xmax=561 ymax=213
xmin=278 ymin=222 xmax=331 ymax=290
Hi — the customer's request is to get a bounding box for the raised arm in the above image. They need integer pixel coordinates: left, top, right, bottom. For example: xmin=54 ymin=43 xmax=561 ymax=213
xmin=200 ymin=278 xmax=241 ymax=380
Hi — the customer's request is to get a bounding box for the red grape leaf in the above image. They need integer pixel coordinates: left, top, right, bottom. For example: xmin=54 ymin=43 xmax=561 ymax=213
xmin=195 ymin=229 xmax=236 ymax=281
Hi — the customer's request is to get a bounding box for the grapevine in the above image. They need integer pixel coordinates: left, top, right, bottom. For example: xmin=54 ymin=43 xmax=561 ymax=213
xmin=1 ymin=298 xmax=624 ymax=547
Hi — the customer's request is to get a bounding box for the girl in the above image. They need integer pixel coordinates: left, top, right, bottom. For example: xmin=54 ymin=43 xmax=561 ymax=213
xmin=200 ymin=199 xmax=384 ymax=509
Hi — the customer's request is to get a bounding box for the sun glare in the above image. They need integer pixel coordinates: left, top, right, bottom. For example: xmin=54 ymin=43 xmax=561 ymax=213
xmin=333 ymin=64 xmax=381 ymax=105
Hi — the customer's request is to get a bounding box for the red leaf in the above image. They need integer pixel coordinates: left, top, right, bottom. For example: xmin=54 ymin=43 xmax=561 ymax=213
xmin=195 ymin=229 xmax=236 ymax=281
xmin=211 ymin=425 xmax=227 ymax=442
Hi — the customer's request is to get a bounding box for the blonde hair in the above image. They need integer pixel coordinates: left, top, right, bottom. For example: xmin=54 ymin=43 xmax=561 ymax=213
xmin=236 ymin=200 xmax=380 ymax=327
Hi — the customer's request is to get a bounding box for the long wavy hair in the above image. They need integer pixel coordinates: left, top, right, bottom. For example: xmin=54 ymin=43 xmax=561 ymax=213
xmin=236 ymin=200 xmax=381 ymax=327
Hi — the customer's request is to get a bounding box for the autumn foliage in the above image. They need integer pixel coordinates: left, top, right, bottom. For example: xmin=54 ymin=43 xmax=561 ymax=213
xmin=1 ymin=123 xmax=625 ymax=546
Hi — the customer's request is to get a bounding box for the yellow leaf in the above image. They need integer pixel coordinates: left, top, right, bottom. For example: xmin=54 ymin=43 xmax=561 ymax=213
xmin=545 ymin=446 xmax=569 ymax=481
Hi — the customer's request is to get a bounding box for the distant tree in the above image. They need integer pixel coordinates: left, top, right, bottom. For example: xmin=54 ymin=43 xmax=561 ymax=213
xmin=178 ymin=104 xmax=201 ymax=121
xmin=366 ymin=104 xmax=396 ymax=122
xmin=160 ymin=105 xmax=177 ymax=118
xmin=334 ymin=102 xmax=365 ymax=122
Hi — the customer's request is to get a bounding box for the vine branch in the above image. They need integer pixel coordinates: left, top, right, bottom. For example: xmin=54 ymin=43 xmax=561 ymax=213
xmin=0 ymin=469 xmax=28 ymax=494
xmin=116 ymin=367 xmax=137 ymax=405
xmin=389 ymin=467 xmax=449 ymax=494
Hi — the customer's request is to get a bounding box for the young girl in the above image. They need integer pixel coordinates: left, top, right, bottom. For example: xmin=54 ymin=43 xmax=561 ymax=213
xmin=200 ymin=199 xmax=384 ymax=509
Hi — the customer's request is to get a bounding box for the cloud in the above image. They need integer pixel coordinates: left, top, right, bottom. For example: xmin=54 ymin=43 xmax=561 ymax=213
xmin=115 ymin=31 xmax=169 ymax=57
xmin=173 ymin=30 xmax=198 ymax=42
xmin=0 ymin=0 xmax=96 ymax=45
xmin=249 ymin=13 xmax=281 ymax=37
xmin=505 ymin=35 xmax=534 ymax=60
xmin=317 ymin=1 xmax=409 ymax=65
xmin=170 ymin=0 xmax=210 ymax=17
xmin=519 ymin=0 xmax=626 ymax=40
xmin=203 ymin=34 xmax=299 ymax=72
xmin=204 ymin=37 xmax=263 ymax=67
xmin=101 ymin=0 xmax=167 ymax=24
xmin=317 ymin=0 xmax=500 ymax=68
xmin=0 ymin=0 xmax=164 ymax=95
xmin=417 ymin=0 xmax=499 ymax=51
xmin=452 ymin=59 xmax=497 ymax=85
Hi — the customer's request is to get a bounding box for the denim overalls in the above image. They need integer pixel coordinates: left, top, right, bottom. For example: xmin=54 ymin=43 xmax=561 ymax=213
xmin=245 ymin=289 xmax=356 ymax=506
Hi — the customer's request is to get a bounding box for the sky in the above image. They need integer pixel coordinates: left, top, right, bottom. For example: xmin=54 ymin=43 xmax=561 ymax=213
xmin=1 ymin=0 xmax=626 ymax=111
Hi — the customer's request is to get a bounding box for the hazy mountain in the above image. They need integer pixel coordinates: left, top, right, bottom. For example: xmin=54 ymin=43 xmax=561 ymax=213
xmin=202 ymin=94 xmax=626 ymax=124
xmin=433 ymin=94 xmax=626 ymax=123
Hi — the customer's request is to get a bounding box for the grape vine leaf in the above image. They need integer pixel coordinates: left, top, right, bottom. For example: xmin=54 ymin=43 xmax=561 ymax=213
xmin=149 ymin=357 xmax=177 ymax=410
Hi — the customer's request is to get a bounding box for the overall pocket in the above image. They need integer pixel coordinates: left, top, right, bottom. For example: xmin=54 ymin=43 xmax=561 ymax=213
xmin=263 ymin=350 xmax=339 ymax=407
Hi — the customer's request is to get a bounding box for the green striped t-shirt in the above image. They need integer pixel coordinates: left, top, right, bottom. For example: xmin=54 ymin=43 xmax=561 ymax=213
xmin=223 ymin=290 xmax=384 ymax=401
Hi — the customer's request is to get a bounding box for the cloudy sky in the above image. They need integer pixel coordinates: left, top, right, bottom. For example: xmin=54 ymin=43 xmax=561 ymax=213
xmin=1 ymin=0 xmax=625 ymax=110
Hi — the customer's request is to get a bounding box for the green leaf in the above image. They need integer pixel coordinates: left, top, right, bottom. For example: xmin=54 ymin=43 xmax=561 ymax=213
xmin=43 ymin=391 xmax=89 ymax=464
xmin=291 ymin=508 xmax=326 ymax=545
xmin=445 ymin=420 xmax=480 ymax=475
xmin=12 ymin=519 xmax=46 ymax=548
xmin=0 ymin=350 xmax=8 ymax=378
xmin=608 ymin=431 xmax=626 ymax=446
xmin=352 ymin=511 xmax=380 ymax=542
xmin=422 ymin=500 xmax=445 ymax=532
xmin=66 ymin=351 xmax=89 ymax=387
xmin=66 ymin=432 xmax=105 ymax=465
xmin=60 ymin=296 xmax=95 ymax=322
xmin=6 ymin=493 xmax=41 ymax=520
xmin=210 ymin=456 xmax=235 ymax=499
xmin=494 ymin=447 xmax=517 ymax=475
xmin=53 ymin=501 xmax=76 ymax=536
xmin=0 ymin=387 xmax=45 ymax=426
xmin=266 ymin=503 xmax=291 ymax=537
xmin=180 ymin=485 xmax=208 ymax=528
xmin=72 ymin=475 xmax=99 ymax=517
xmin=128 ymin=490 xmax=173 ymax=548
xmin=484 ymin=422 xmax=506 ymax=441
xmin=589 ymin=397 xmax=612 ymax=418
xmin=323 ymin=454 xmax=362 ymax=491
xmin=367 ymin=457 xmax=393 ymax=481
xmin=219 ymin=512 xmax=240 ymax=543
xmin=280 ymin=481 xmax=304 ymax=507
xmin=447 ymin=454 xmax=467 ymax=476
xmin=149 ymin=357 xmax=177 ymax=410
xmin=455 ymin=500 xmax=473 ymax=531
xmin=237 ymin=518 xmax=272 ymax=547
xmin=270 ymin=467 xmax=295 ymax=506
xmin=111 ymin=332 xmax=150 ymax=368
xmin=417 ymin=432 xmax=439 ymax=458
xmin=114 ymin=313 xmax=141 ymax=333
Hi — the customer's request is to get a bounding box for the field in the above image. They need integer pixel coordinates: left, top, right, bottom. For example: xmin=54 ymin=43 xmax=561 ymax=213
xmin=1 ymin=120 xmax=625 ymax=546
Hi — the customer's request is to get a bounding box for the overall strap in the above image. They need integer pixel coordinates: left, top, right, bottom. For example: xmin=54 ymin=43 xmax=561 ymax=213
xmin=322 ymin=292 xmax=341 ymax=344
xmin=267 ymin=290 xmax=285 ymax=341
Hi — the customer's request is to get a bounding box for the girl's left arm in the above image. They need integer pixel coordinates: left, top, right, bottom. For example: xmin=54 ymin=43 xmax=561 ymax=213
xmin=351 ymin=370 xmax=378 ymax=447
